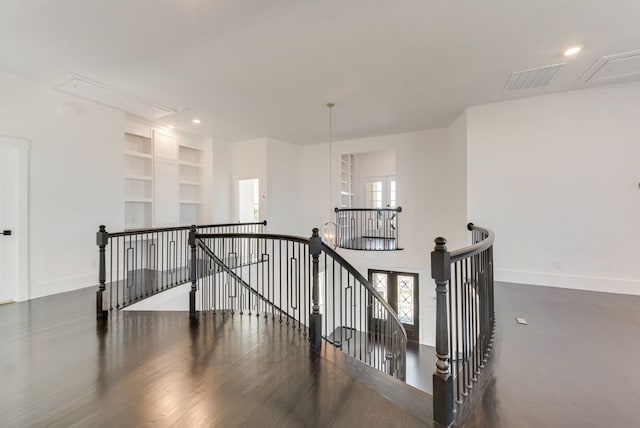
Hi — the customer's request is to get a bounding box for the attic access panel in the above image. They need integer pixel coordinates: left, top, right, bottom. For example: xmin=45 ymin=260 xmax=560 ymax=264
xmin=580 ymin=50 xmax=640 ymax=84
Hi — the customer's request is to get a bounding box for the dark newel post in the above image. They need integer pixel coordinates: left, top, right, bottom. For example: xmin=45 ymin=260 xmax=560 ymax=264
xmin=309 ymin=228 xmax=323 ymax=348
xmin=96 ymin=225 xmax=108 ymax=320
xmin=189 ymin=225 xmax=198 ymax=321
xmin=432 ymin=237 xmax=454 ymax=427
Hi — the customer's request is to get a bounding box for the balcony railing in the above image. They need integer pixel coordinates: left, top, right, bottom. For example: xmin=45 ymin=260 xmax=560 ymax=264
xmin=431 ymin=223 xmax=496 ymax=427
xmin=335 ymin=207 xmax=402 ymax=251
xmin=95 ymin=221 xmax=267 ymax=318
xmin=188 ymin=228 xmax=407 ymax=380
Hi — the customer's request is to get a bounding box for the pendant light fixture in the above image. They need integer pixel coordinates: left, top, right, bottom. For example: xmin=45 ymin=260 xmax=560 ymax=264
xmin=321 ymin=102 xmax=337 ymax=248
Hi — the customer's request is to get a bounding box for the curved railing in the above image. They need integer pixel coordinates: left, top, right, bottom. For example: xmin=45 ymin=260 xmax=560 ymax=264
xmin=189 ymin=228 xmax=407 ymax=380
xmin=318 ymin=240 xmax=407 ymax=378
xmin=431 ymin=223 xmax=495 ymax=427
xmin=335 ymin=207 xmax=402 ymax=250
xmin=95 ymin=221 xmax=267 ymax=317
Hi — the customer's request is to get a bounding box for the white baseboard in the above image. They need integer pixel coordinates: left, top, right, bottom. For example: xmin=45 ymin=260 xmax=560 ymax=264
xmin=496 ymin=269 xmax=640 ymax=296
xmin=27 ymin=273 xmax=97 ymax=301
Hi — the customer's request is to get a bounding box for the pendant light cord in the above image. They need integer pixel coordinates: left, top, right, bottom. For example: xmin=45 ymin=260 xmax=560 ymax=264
xmin=327 ymin=102 xmax=334 ymax=217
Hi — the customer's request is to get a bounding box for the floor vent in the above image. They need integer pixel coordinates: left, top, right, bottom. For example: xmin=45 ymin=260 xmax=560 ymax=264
xmin=56 ymin=75 xmax=176 ymax=119
xmin=504 ymin=63 xmax=565 ymax=93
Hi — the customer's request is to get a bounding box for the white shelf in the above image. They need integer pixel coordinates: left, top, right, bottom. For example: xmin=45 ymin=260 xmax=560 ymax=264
xmin=126 ymin=175 xmax=153 ymax=181
xmin=179 ymin=142 xmax=202 ymax=150
xmin=179 ymin=160 xmax=201 ymax=168
xmin=125 ymin=198 xmax=153 ymax=203
xmin=124 ymin=118 xmax=207 ymax=229
xmin=340 ymin=154 xmax=354 ymax=208
xmin=179 ymin=180 xmax=202 ymax=186
xmin=125 ymin=151 xmax=153 ymax=159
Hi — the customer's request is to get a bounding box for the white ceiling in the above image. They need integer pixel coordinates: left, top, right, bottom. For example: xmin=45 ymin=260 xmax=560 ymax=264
xmin=1 ymin=0 xmax=639 ymax=143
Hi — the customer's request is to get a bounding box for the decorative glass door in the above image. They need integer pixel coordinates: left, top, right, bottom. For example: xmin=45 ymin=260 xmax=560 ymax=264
xmin=368 ymin=270 xmax=419 ymax=342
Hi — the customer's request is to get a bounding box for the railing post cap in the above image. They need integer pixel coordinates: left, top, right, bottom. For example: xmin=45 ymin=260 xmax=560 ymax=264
xmin=190 ymin=224 xmax=197 ymax=231
xmin=434 ymin=237 xmax=448 ymax=251
xmin=397 ymin=206 xmax=402 ymax=212
xmin=96 ymin=225 xmax=108 ymax=246
xmin=467 ymin=222 xmax=475 ymax=231
xmin=334 ymin=207 xmax=339 ymax=212
xmin=312 ymin=227 xmax=319 ymax=237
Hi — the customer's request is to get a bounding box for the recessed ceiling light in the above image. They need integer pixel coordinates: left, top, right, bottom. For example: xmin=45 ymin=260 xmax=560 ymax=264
xmin=192 ymin=119 xmax=201 ymax=124
xmin=167 ymin=124 xmax=175 ymax=129
xmin=564 ymin=46 xmax=582 ymax=56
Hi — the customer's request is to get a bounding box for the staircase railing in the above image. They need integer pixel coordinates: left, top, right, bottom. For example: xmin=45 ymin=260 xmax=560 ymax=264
xmin=188 ymin=227 xmax=407 ymax=380
xmin=95 ymin=221 xmax=267 ymax=318
xmin=335 ymin=207 xmax=402 ymax=250
xmin=431 ymin=223 xmax=495 ymax=427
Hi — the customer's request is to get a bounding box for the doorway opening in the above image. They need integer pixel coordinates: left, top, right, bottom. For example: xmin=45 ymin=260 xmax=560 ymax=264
xmin=237 ymin=178 xmax=260 ymax=222
xmin=0 ymin=136 xmax=29 ymax=303
xmin=369 ymin=269 xmax=419 ymax=341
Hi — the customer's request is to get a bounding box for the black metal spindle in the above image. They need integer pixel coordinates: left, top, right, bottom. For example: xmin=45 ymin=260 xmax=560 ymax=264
xmin=96 ymin=226 xmax=108 ymax=319
xmin=189 ymin=225 xmax=198 ymax=320
xmin=310 ymin=228 xmax=322 ymax=348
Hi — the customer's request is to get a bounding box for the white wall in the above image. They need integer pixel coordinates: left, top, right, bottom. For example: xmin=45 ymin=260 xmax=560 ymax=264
xmin=443 ymin=109 xmax=468 ymax=251
xmin=231 ymin=138 xmax=268 ymax=223
xmin=297 ymin=128 xmax=468 ymax=345
xmin=353 ymin=150 xmax=396 ymax=206
xmin=298 ymin=143 xmax=331 ymax=234
xmin=199 ymin=136 xmax=215 ymax=224
xmin=210 ymin=139 xmax=233 ymax=223
xmin=0 ymin=72 xmax=124 ymax=300
xmin=265 ymin=138 xmax=304 ymax=235
xmin=467 ymin=81 xmax=640 ymax=295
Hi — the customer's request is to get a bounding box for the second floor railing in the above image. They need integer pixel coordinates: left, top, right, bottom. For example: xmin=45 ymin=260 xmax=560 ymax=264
xmin=188 ymin=228 xmax=407 ymax=380
xmin=335 ymin=207 xmax=402 ymax=250
xmin=431 ymin=223 xmax=495 ymax=427
xmin=95 ymin=221 xmax=267 ymax=318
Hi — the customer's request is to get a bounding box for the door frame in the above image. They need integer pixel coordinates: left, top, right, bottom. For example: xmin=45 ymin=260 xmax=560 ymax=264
xmin=368 ymin=269 xmax=419 ymax=342
xmin=361 ymin=175 xmax=396 ymax=208
xmin=0 ymin=135 xmax=30 ymax=302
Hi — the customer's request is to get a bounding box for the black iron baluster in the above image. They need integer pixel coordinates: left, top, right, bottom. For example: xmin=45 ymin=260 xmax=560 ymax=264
xmin=431 ymin=237 xmax=454 ymax=428
xmin=189 ymin=225 xmax=198 ymax=321
xmin=309 ymin=228 xmax=322 ymax=348
xmin=96 ymin=225 xmax=108 ymax=319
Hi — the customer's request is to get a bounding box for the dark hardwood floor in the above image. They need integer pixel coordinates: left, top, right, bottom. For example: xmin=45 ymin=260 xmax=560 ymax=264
xmin=0 ymin=287 xmax=432 ymax=427
xmin=463 ymin=282 xmax=640 ymax=428
xmin=3 ymin=281 xmax=639 ymax=427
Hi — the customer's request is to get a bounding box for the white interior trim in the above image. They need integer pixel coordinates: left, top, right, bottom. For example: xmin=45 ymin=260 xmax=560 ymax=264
xmin=496 ymin=269 xmax=640 ymax=296
xmin=0 ymin=134 xmax=30 ymax=301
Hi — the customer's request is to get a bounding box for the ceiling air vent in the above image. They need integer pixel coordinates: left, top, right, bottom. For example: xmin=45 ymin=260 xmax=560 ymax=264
xmin=579 ymin=50 xmax=640 ymax=84
xmin=504 ymin=63 xmax=565 ymax=93
xmin=56 ymin=76 xmax=176 ymax=119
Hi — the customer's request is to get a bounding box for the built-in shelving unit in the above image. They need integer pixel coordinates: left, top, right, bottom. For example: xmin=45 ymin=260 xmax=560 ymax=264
xmin=178 ymin=136 xmax=204 ymax=225
xmin=340 ymin=154 xmax=354 ymax=208
xmin=123 ymin=117 xmax=208 ymax=230
xmin=124 ymin=121 xmax=154 ymax=229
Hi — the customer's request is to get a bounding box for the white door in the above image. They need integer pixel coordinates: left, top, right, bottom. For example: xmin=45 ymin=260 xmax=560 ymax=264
xmin=0 ymin=145 xmax=18 ymax=302
xmin=0 ymin=136 xmax=29 ymax=303
xmin=237 ymin=179 xmax=259 ymax=222
xmin=363 ymin=175 xmax=396 ymax=208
